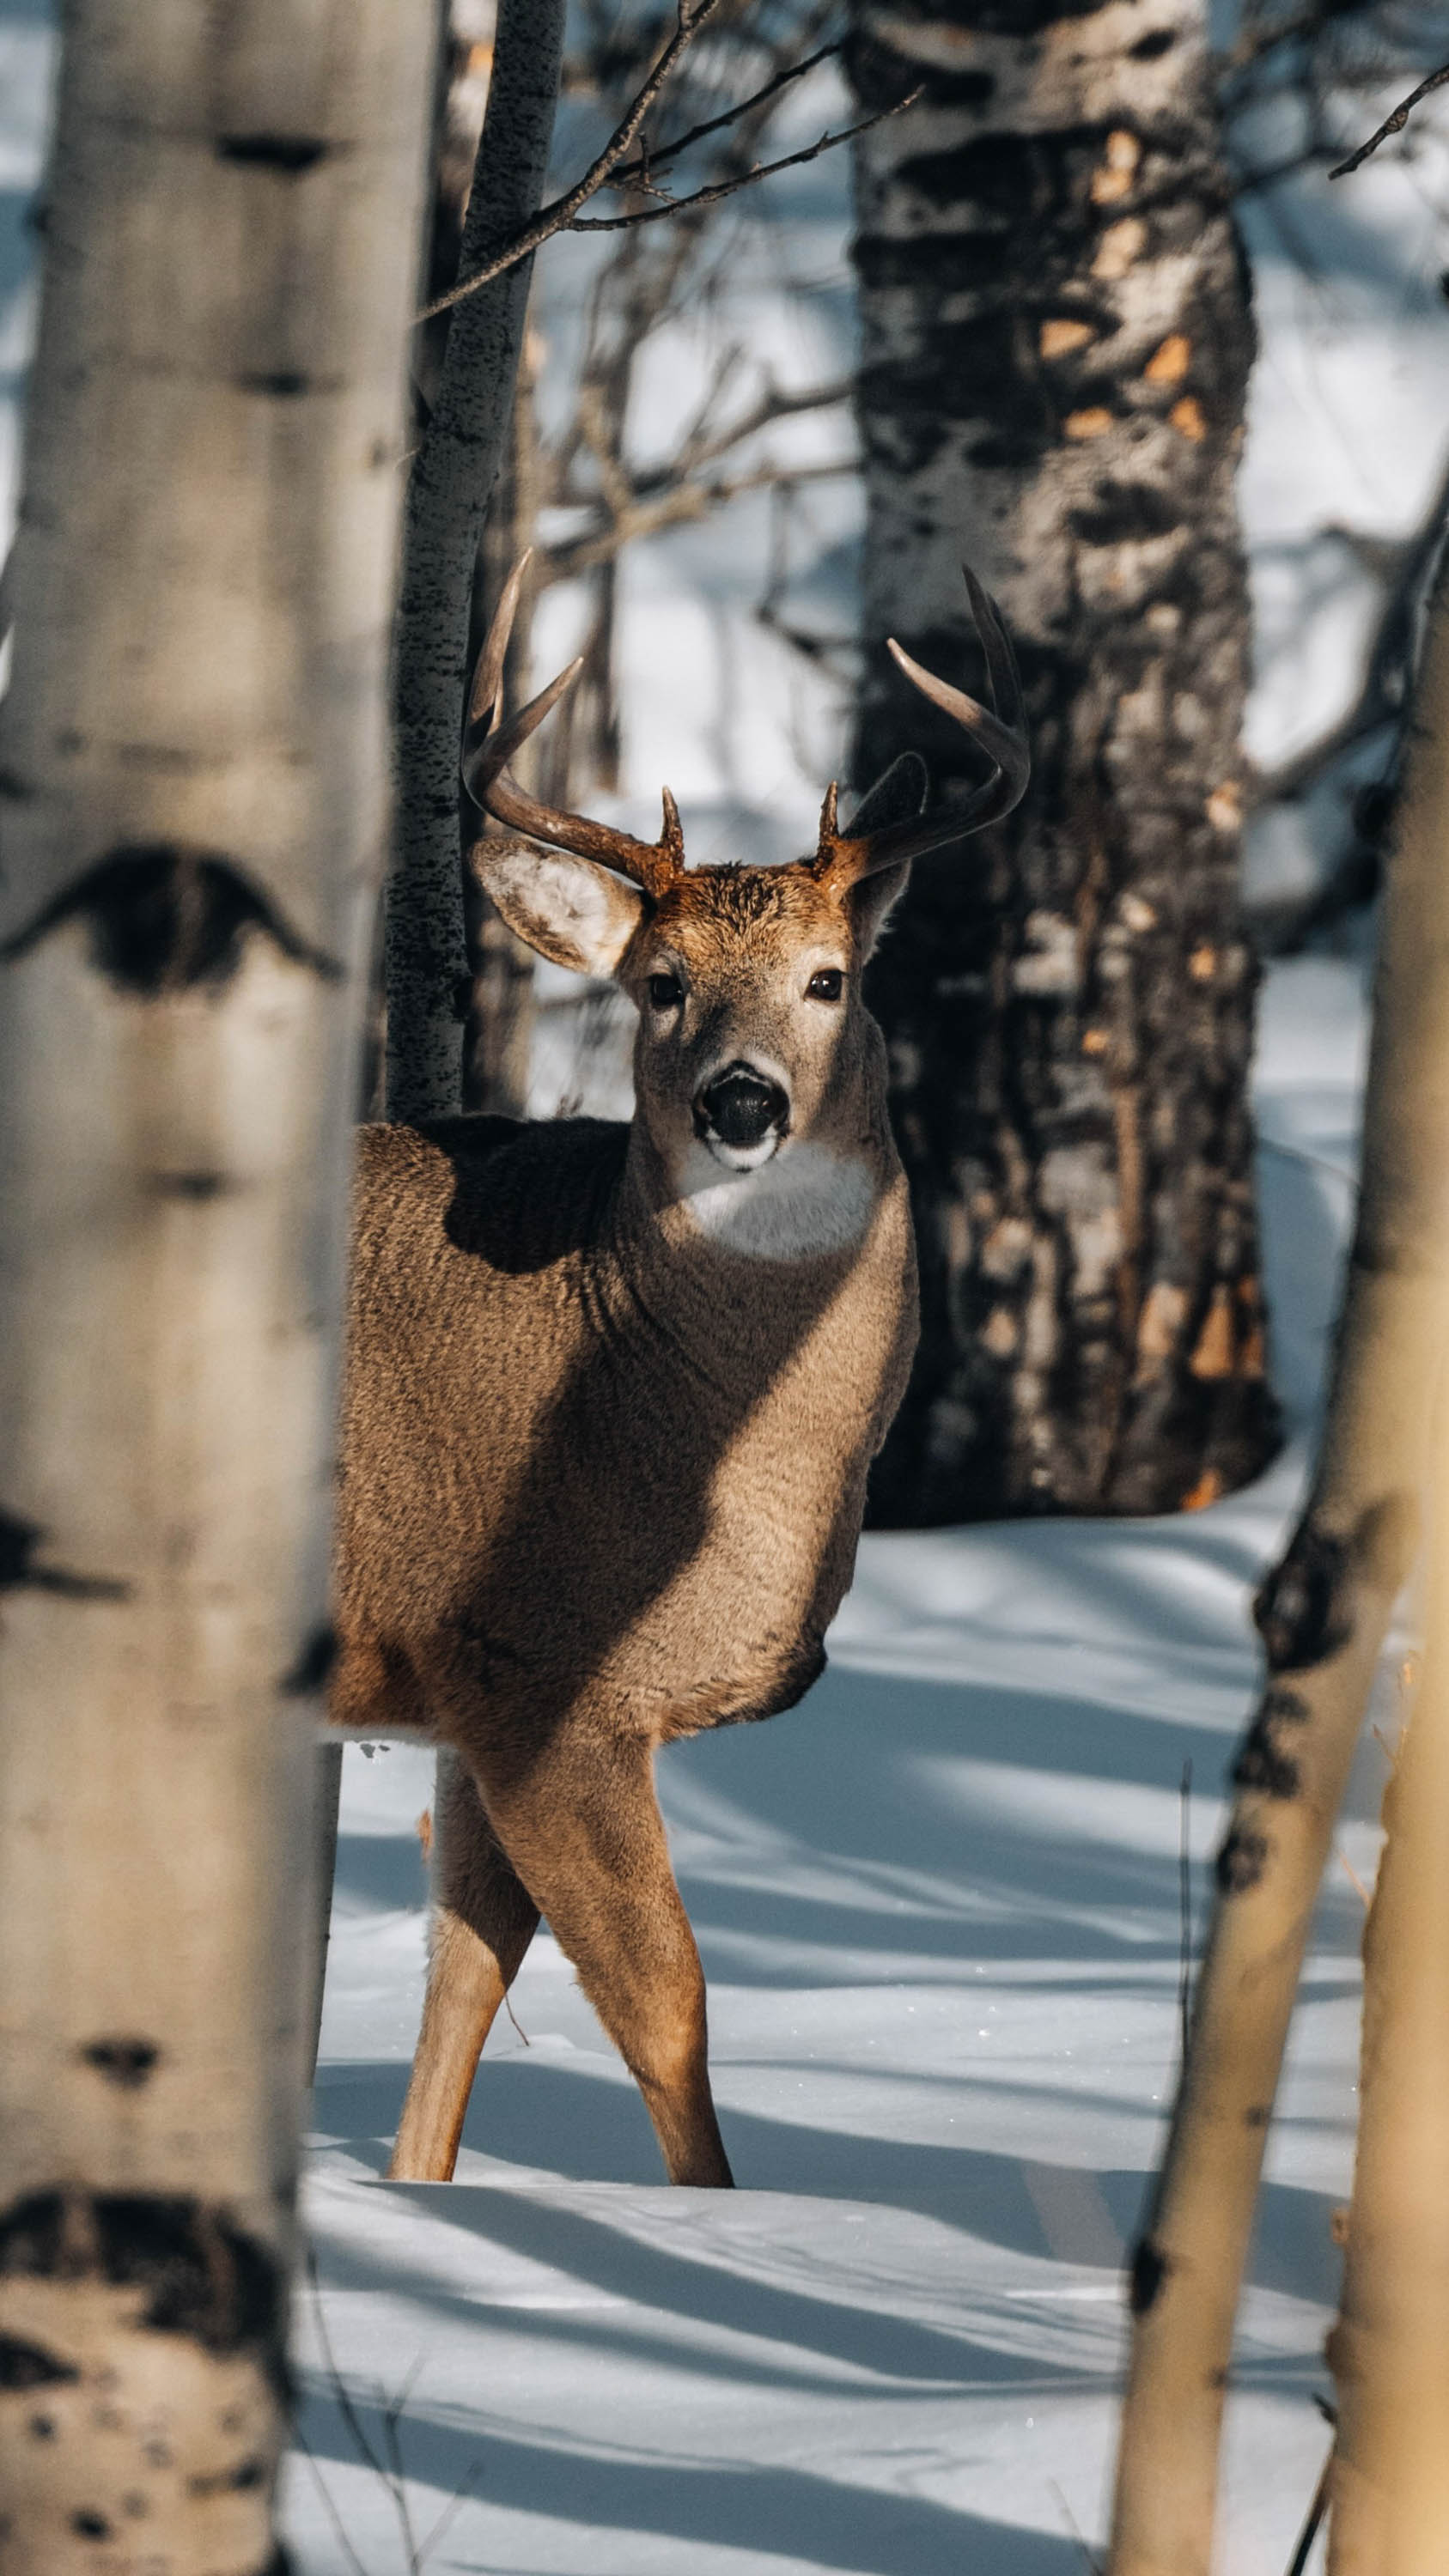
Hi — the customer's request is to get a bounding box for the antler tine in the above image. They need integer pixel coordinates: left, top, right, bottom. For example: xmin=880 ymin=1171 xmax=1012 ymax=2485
xmin=814 ymin=567 xmax=1030 ymax=884
xmin=460 ymin=554 xmax=687 ymax=899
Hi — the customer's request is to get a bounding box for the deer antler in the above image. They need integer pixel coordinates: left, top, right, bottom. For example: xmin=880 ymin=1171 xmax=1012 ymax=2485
xmin=813 ymin=565 xmax=1030 ymax=886
xmin=461 ymin=552 xmax=686 ymax=899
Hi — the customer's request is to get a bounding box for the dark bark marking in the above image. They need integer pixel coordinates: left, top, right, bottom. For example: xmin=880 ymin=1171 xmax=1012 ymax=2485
xmin=1068 ymin=482 xmax=1181 ymax=545
xmin=189 ymin=2455 xmax=265 ymax=2495
xmin=29 ymin=2415 xmax=57 ymax=2438
xmin=234 ymin=372 xmax=319 ymax=399
xmin=147 ymin=1170 xmax=235 ymax=1201
xmin=281 ymin=1625 xmax=338 ymax=1696
xmin=1130 ymin=27 xmax=1177 ymax=55
xmin=0 ymin=766 xmax=33 ymax=801
xmin=216 ymin=135 xmax=332 ymax=175
xmin=1216 ymin=1826 xmax=1269 ymax=1893
xmin=1129 ymin=2236 xmax=1170 ymax=2314
xmin=0 ymin=846 xmax=343 ymax=995
xmin=1233 ymin=1684 xmax=1310 ymax=1800
xmin=79 ymin=2037 xmax=161 ymax=2091
xmin=1254 ymin=1524 xmax=1353 ymax=1671
xmin=0 ymin=2333 xmax=79 ymax=2391
xmin=70 ymin=2510 xmax=111 ymax=2540
xmin=1355 ymin=1491 xmax=1420 ymax=1594
xmin=0 ymin=1510 xmax=130 ymax=1604
xmin=1245 ymin=2105 xmax=1270 ymax=2128
xmin=0 ymin=2192 xmax=287 ymax=2401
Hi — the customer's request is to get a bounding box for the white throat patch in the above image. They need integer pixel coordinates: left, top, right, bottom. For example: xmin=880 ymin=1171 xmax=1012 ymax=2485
xmin=674 ymin=1139 xmax=878 ymax=1261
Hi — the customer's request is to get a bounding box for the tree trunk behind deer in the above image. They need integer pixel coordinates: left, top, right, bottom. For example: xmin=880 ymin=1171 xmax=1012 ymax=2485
xmin=0 ymin=4 xmax=431 ymax=2564
xmin=387 ymin=0 xmax=566 ymax=1123
xmin=1325 ymin=1539 xmax=1449 ymax=2572
xmin=848 ymin=0 xmax=1278 ymax=1522
xmin=1106 ymin=507 xmax=1449 ymax=2576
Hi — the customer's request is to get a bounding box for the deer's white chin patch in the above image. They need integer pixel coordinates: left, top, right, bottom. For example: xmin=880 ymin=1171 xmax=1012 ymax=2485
xmin=675 ymin=1139 xmax=877 ymax=1260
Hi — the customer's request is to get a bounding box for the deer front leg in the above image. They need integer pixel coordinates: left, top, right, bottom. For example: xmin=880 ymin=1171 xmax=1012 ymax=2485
xmin=388 ymin=1750 xmax=539 ymax=2181
xmin=484 ymin=1729 xmax=734 ymax=2189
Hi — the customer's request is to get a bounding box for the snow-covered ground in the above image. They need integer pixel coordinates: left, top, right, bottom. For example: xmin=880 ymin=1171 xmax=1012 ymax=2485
xmin=2 ymin=14 xmax=1442 ymax=2571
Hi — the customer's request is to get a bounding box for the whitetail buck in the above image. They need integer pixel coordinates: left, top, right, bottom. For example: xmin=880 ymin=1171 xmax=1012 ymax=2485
xmin=329 ymin=559 xmax=1027 ymax=2184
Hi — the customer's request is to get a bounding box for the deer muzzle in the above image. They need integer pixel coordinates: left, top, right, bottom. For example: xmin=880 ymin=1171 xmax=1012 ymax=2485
xmin=693 ymin=1061 xmax=790 ymax=1162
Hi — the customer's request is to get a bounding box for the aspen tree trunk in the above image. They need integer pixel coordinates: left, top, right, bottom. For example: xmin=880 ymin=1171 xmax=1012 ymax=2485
xmin=0 ymin=6 xmax=432 ymax=2567
xmin=1106 ymin=537 xmax=1449 ymax=2576
xmin=849 ymin=0 xmax=1277 ymax=1522
xmin=386 ymin=0 xmax=566 ymax=1122
xmin=1325 ymin=1558 xmax=1449 ymax=2574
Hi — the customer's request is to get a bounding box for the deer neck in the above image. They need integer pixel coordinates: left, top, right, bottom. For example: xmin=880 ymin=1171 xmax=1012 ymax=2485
xmin=613 ymin=1093 xmax=896 ymax=1285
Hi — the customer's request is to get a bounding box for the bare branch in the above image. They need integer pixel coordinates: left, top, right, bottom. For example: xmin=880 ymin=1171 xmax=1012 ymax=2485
xmin=1330 ymin=59 xmax=1449 ymax=179
xmin=545 ymin=457 xmax=854 ymax=584
xmin=606 ymin=39 xmax=841 ymax=185
xmin=417 ymin=0 xmax=730 ymax=325
xmin=571 ymin=88 xmax=923 ymax=234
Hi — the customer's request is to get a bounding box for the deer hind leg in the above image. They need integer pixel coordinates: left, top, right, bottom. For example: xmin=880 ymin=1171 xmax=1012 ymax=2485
xmin=484 ymin=1732 xmax=734 ymax=2189
xmin=387 ymin=1750 xmax=539 ymax=2182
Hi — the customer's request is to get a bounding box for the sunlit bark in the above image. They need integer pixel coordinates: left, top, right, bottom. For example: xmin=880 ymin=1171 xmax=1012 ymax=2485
xmin=0 ymin=4 xmax=431 ymax=2563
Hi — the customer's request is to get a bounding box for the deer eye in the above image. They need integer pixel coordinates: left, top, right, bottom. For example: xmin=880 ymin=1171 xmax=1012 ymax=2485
xmin=648 ymin=972 xmax=685 ymax=1011
xmin=807 ymin=968 xmax=844 ymax=1003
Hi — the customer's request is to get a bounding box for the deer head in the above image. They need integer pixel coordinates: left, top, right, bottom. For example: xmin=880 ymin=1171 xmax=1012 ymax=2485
xmin=461 ymin=556 xmax=1028 ymax=1217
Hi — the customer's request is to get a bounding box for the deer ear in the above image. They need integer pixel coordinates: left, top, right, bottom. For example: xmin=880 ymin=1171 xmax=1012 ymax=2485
xmin=843 ymin=754 xmax=928 ymax=958
xmin=470 ymin=841 xmax=648 ymax=977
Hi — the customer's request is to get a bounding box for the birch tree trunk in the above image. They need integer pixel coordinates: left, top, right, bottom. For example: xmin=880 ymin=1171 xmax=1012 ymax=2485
xmin=386 ymin=0 xmax=566 ymax=1122
xmin=0 ymin=5 xmax=432 ymax=2566
xmin=1325 ymin=1552 xmax=1449 ymax=2573
xmin=1106 ymin=527 xmax=1449 ymax=2576
xmin=849 ymin=0 xmax=1277 ymax=1522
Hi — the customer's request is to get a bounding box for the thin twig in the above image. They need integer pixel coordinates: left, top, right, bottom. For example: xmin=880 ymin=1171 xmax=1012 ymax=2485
xmin=295 ymin=2427 xmax=376 ymax=2576
xmin=1285 ymin=2423 xmax=1336 ymax=2574
xmin=381 ymin=2359 xmax=425 ymax=2573
xmin=545 ymin=454 xmax=853 ymax=582
xmin=418 ymin=0 xmax=730 ymax=324
xmin=416 ymin=2458 xmax=486 ymax=2566
xmin=1336 ymin=1845 xmax=1373 ymax=1909
xmin=572 ymin=90 xmax=922 ymax=234
xmin=1178 ymin=1759 xmax=1195 ymax=2070
xmin=306 ymin=2251 xmax=390 ymax=2483
xmin=1330 ymin=60 xmax=1449 ymax=179
xmin=1049 ymin=2476 xmax=1105 ymax=2573
xmin=607 ymin=39 xmax=842 ymax=186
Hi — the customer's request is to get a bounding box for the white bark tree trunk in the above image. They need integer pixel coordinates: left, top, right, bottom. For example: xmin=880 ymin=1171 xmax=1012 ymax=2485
xmin=1107 ymin=532 xmax=1449 ymax=2576
xmin=386 ymin=0 xmax=567 ymax=1121
xmin=0 ymin=5 xmax=433 ymax=2567
xmin=1326 ymin=1531 xmax=1449 ymax=2572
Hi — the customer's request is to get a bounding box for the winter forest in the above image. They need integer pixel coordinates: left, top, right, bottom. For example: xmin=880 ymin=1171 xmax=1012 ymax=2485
xmin=4 ymin=0 xmax=1449 ymax=2569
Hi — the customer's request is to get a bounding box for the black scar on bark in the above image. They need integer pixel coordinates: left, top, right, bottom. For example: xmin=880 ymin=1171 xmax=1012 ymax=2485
xmin=1068 ymin=483 xmax=1182 ymax=546
xmin=0 ymin=2192 xmax=289 ymax=2403
xmin=71 ymin=2510 xmax=110 ymax=2539
xmin=235 ymin=372 xmax=314 ymax=398
xmin=1129 ymin=2237 xmax=1170 ymax=2314
xmin=0 ymin=2334 xmax=80 ymax=2391
xmin=189 ymin=2455 xmax=266 ymax=2495
xmin=1216 ymin=1826 xmax=1269 ymax=1893
xmin=1255 ymin=1524 xmax=1353 ymax=1672
xmin=1233 ymin=1684 xmax=1310 ymax=1801
xmin=80 ymin=2038 xmax=161 ymax=2092
xmin=216 ymin=136 xmax=332 ymax=175
xmin=0 ymin=847 xmax=343 ymax=997
xmin=0 ymin=1510 xmax=130 ymax=1605
xmin=281 ymin=1625 xmax=338 ymax=1697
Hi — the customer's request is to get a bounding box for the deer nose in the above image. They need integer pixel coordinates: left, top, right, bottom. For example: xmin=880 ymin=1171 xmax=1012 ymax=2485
xmin=694 ymin=1061 xmax=789 ymax=1151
